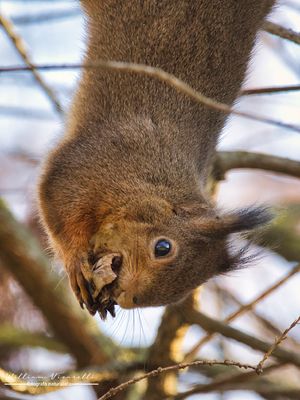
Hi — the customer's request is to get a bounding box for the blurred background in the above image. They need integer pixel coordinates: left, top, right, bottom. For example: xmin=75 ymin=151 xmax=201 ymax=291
xmin=0 ymin=1 xmax=300 ymax=399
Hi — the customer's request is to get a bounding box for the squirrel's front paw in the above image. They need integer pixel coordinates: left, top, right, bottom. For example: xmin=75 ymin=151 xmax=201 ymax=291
xmin=68 ymin=253 xmax=122 ymax=318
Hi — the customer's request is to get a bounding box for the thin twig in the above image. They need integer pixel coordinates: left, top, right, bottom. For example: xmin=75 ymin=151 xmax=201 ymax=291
xmin=0 ymin=61 xmax=300 ymax=133
xmin=171 ymin=363 xmax=284 ymax=400
xmin=98 ymin=359 xmax=258 ymax=400
xmin=257 ymin=316 xmax=300 ymax=372
xmin=184 ymin=264 xmax=300 ymax=361
xmin=0 ymin=15 xmax=63 ymax=115
xmin=263 ymin=21 xmax=300 ymax=46
xmin=241 ymin=84 xmax=300 ymax=95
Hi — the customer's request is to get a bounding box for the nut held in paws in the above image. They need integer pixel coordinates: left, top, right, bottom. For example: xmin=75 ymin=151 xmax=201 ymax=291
xmin=92 ymin=253 xmax=119 ymax=298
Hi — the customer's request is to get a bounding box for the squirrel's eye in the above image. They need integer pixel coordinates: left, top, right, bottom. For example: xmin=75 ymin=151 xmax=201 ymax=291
xmin=154 ymin=239 xmax=172 ymax=257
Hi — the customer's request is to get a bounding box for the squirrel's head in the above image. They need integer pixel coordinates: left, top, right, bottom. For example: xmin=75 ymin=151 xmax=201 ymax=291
xmin=90 ymin=197 xmax=271 ymax=309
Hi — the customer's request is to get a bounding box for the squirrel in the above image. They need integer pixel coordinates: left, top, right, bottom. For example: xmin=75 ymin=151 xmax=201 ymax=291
xmin=38 ymin=0 xmax=275 ymax=319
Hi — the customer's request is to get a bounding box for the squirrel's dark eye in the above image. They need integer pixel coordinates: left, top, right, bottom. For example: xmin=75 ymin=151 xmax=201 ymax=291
xmin=154 ymin=239 xmax=172 ymax=257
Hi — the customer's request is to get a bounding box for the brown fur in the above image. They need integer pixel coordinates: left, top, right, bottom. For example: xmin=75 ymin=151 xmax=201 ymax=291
xmin=38 ymin=0 xmax=274 ymax=314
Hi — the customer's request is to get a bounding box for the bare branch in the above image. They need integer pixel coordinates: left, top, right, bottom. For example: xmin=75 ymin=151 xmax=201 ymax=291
xmin=98 ymin=359 xmax=258 ymax=400
xmin=172 ymin=363 xmax=286 ymax=400
xmin=0 ymin=324 xmax=66 ymax=353
xmin=0 ymin=200 xmax=113 ymax=367
xmin=241 ymin=84 xmax=300 ymax=95
xmin=263 ymin=21 xmax=300 ymax=46
xmin=257 ymin=316 xmax=300 ymax=372
xmin=216 ymin=283 xmax=300 ymax=349
xmin=144 ymin=293 xmax=198 ymax=399
xmin=214 ymin=151 xmax=300 ymax=181
xmin=0 ymin=15 xmax=63 ymax=115
xmin=185 ymin=264 xmax=300 ymax=360
xmin=174 ymin=378 xmax=300 ymax=400
xmin=186 ymin=309 xmax=300 ymax=368
xmin=0 ymin=61 xmax=299 ymax=133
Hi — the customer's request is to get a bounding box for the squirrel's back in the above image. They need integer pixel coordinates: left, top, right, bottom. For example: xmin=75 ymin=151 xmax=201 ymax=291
xmin=70 ymin=0 xmax=274 ymax=170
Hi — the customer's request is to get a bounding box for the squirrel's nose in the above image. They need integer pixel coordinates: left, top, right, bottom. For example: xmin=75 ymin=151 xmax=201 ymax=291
xmin=115 ymin=291 xmax=137 ymax=309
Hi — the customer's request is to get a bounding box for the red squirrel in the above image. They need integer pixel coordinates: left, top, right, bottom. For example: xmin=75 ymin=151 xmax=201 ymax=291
xmin=38 ymin=0 xmax=274 ymax=318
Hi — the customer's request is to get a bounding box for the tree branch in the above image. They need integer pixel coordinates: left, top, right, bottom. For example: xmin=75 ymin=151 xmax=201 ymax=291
xmin=263 ymin=21 xmax=300 ymax=46
xmin=214 ymin=151 xmax=300 ymax=181
xmin=171 ymin=363 xmax=288 ymax=400
xmin=185 ymin=264 xmax=300 ymax=360
xmin=241 ymin=84 xmax=300 ymax=96
xmin=186 ymin=310 xmax=300 ymax=368
xmin=257 ymin=316 xmax=300 ymax=372
xmin=144 ymin=293 xmax=198 ymax=399
xmin=0 ymin=200 xmax=113 ymax=367
xmin=173 ymin=377 xmax=300 ymax=400
xmin=98 ymin=359 xmax=258 ymax=400
xmin=215 ymin=283 xmax=300 ymax=350
xmin=0 ymin=15 xmax=63 ymax=115
xmin=0 ymin=61 xmax=299 ymax=133
xmin=0 ymin=324 xmax=66 ymax=353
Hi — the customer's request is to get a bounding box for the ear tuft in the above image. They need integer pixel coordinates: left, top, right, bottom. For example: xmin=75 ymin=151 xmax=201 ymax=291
xmin=193 ymin=206 xmax=273 ymax=238
xmin=222 ymin=206 xmax=273 ymax=235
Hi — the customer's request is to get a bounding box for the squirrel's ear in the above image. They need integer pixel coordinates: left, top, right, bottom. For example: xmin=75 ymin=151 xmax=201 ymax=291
xmin=191 ymin=207 xmax=272 ymax=238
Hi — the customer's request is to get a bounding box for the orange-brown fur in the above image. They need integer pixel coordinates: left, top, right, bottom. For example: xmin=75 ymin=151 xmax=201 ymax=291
xmin=38 ymin=0 xmax=274 ymax=315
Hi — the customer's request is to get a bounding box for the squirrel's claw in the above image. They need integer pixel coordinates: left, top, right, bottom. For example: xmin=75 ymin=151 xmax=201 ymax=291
xmin=69 ymin=264 xmax=97 ymax=315
xmin=77 ymin=270 xmax=96 ymax=313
